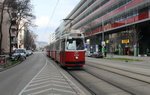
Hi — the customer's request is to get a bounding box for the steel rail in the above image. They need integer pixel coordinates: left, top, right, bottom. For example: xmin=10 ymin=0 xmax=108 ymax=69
xmin=67 ymin=70 xmax=97 ymax=95
xmin=86 ymin=62 xmax=150 ymax=84
xmin=84 ymin=68 xmax=135 ymax=95
xmin=87 ymin=60 xmax=150 ymax=77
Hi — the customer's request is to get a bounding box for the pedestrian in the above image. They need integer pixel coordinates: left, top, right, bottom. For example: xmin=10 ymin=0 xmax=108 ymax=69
xmin=102 ymin=45 xmax=105 ymax=57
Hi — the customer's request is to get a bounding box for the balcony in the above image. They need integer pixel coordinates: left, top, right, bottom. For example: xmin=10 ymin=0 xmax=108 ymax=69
xmin=11 ymin=13 xmax=17 ymax=18
xmin=11 ymin=31 xmax=17 ymax=37
xmin=11 ymin=25 xmax=17 ymax=30
xmin=11 ymin=38 xmax=17 ymax=44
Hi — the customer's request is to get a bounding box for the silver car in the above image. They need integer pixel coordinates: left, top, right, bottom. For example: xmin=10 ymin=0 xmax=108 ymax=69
xmin=26 ymin=50 xmax=33 ymax=56
xmin=11 ymin=49 xmax=27 ymax=60
xmin=85 ymin=51 xmax=92 ymax=57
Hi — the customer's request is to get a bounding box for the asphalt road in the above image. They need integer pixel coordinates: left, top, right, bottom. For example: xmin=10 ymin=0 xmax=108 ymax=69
xmin=2 ymin=52 xmax=149 ymax=95
xmin=0 ymin=52 xmax=46 ymax=95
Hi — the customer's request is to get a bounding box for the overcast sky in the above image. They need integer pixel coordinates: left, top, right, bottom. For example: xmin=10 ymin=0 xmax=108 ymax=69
xmin=31 ymin=0 xmax=80 ymax=43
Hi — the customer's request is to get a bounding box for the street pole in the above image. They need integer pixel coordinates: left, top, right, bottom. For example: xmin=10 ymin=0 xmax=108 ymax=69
xmin=102 ymin=17 xmax=104 ymax=42
xmin=101 ymin=17 xmax=105 ymax=57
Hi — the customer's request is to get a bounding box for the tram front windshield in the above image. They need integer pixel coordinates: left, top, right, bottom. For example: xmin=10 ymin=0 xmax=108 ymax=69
xmin=66 ymin=38 xmax=84 ymax=50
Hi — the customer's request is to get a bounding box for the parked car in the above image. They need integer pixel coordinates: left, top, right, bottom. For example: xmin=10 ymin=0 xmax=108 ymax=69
xmin=92 ymin=52 xmax=103 ymax=58
xmin=11 ymin=48 xmax=27 ymax=60
xmin=147 ymin=52 xmax=150 ymax=56
xmin=85 ymin=51 xmax=92 ymax=57
xmin=26 ymin=50 xmax=33 ymax=56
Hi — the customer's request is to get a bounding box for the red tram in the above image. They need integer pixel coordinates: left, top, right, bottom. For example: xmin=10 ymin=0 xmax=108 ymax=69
xmin=47 ymin=31 xmax=85 ymax=67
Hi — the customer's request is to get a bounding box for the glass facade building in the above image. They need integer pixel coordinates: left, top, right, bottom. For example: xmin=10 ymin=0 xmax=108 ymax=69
xmin=58 ymin=0 xmax=150 ymax=56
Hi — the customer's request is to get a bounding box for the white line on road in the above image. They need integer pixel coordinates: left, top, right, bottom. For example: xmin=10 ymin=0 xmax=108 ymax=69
xmin=36 ymin=74 xmax=62 ymax=79
xmin=27 ymin=88 xmax=52 ymax=95
xmin=49 ymin=61 xmax=87 ymax=95
xmin=24 ymin=83 xmax=73 ymax=92
xmin=24 ymin=84 xmax=52 ymax=92
xmin=28 ymin=87 xmax=77 ymax=95
xmin=31 ymin=77 xmax=65 ymax=83
xmin=59 ymin=71 xmax=86 ymax=95
xmin=28 ymin=80 xmax=51 ymax=87
xmin=18 ymin=60 xmax=48 ymax=95
xmin=34 ymin=76 xmax=64 ymax=81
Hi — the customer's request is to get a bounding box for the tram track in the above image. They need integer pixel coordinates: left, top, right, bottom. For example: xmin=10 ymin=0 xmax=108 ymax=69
xmin=67 ymin=61 xmax=150 ymax=95
xmin=67 ymin=70 xmax=97 ymax=95
xmin=46 ymin=56 xmax=150 ymax=94
xmin=68 ymin=69 xmax=134 ymax=95
xmin=86 ymin=60 xmax=150 ymax=77
xmin=86 ymin=62 xmax=150 ymax=84
xmin=84 ymin=63 xmax=150 ymax=95
xmin=84 ymin=70 xmax=136 ymax=95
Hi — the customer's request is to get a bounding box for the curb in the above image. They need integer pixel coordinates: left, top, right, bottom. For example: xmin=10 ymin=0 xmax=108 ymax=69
xmin=0 ymin=61 xmax=21 ymax=72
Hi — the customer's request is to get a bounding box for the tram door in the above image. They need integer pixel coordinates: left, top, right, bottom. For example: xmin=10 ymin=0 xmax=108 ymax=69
xmin=124 ymin=47 xmax=130 ymax=55
xmin=60 ymin=39 xmax=65 ymax=64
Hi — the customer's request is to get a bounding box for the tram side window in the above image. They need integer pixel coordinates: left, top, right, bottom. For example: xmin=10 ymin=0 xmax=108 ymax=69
xmin=61 ymin=40 xmax=65 ymax=51
xmin=55 ymin=41 xmax=58 ymax=51
xmin=76 ymin=39 xmax=84 ymax=50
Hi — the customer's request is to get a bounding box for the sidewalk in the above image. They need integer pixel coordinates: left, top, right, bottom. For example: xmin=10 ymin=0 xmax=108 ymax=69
xmin=0 ymin=54 xmax=21 ymax=72
xmin=0 ymin=54 xmax=8 ymax=70
xmin=106 ymin=54 xmax=150 ymax=62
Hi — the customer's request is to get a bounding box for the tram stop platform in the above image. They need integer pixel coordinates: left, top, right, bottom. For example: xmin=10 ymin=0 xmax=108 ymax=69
xmin=19 ymin=60 xmax=90 ymax=95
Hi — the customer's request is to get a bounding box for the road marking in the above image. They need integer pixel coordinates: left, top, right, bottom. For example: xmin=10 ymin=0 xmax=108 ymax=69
xmin=30 ymin=79 xmax=68 ymax=86
xmin=59 ymin=71 xmax=86 ymax=95
xmin=37 ymin=75 xmax=62 ymax=78
xmin=53 ymin=88 xmax=77 ymax=94
xmin=50 ymin=80 xmax=69 ymax=85
xmin=28 ymin=80 xmax=51 ymax=87
xmin=19 ymin=55 xmax=87 ymax=95
xmin=27 ymin=88 xmax=52 ymax=95
xmin=31 ymin=77 xmax=65 ymax=83
xmin=18 ymin=60 xmax=47 ymax=95
xmin=24 ymin=84 xmax=52 ymax=92
xmin=34 ymin=76 xmax=64 ymax=81
xmin=50 ymin=62 xmax=87 ymax=95
xmin=24 ymin=83 xmax=73 ymax=92
xmin=28 ymin=87 xmax=77 ymax=95
xmin=52 ymin=83 xmax=72 ymax=89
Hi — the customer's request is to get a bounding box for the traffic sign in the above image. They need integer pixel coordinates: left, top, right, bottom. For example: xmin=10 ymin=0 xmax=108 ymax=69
xmin=101 ymin=41 xmax=105 ymax=46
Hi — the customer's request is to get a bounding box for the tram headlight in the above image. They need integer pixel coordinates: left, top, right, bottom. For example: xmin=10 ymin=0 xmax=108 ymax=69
xmin=75 ymin=56 xmax=79 ymax=60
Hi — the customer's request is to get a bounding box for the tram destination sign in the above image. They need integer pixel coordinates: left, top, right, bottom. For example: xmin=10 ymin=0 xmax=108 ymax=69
xmin=122 ymin=39 xmax=130 ymax=44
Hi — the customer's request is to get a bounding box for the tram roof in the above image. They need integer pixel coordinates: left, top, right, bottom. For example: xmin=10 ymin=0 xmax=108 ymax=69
xmin=61 ymin=30 xmax=84 ymax=38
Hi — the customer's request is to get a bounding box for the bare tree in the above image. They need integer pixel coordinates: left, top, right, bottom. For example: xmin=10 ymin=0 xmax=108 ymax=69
xmin=14 ymin=0 xmax=35 ymax=37
xmin=24 ymin=30 xmax=37 ymax=50
xmin=5 ymin=0 xmax=35 ymax=55
xmin=128 ymin=25 xmax=142 ymax=56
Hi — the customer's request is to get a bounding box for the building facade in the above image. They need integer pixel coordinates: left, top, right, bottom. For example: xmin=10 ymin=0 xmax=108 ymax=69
xmin=0 ymin=0 xmax=33 ymax=54
xmin=17 ymin=20 xmax=26 ymax=49
xmin=49 ymin=32 xmax=56 ymax=44
xmin=1 ymin=7 xmax=18 ymax=54
xmin=60 ymin=0 xmax=150 ymax=56
xmin=1 ymin=8 xmax=10 ymax=53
